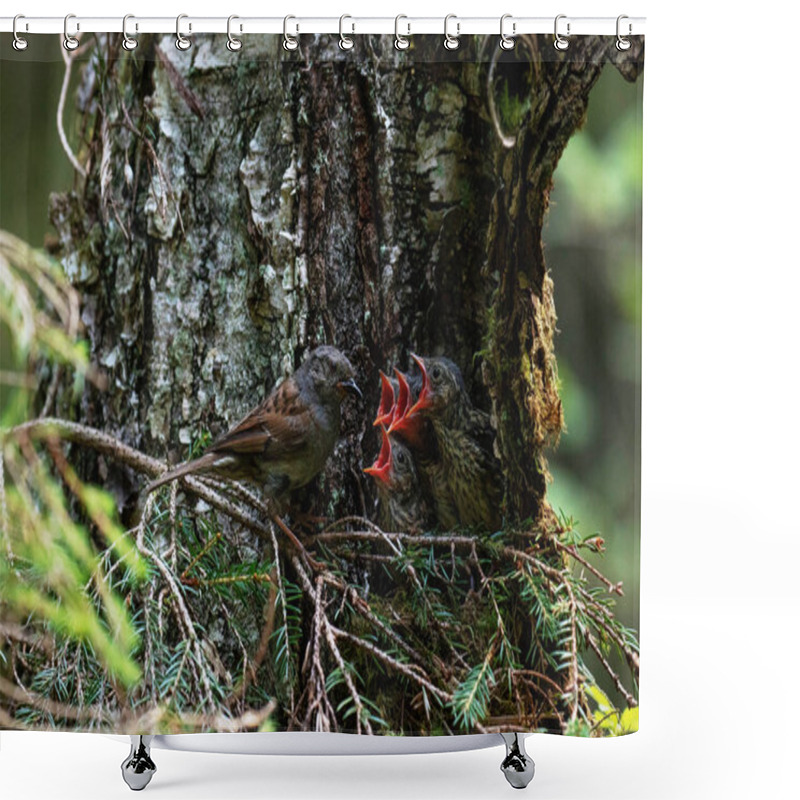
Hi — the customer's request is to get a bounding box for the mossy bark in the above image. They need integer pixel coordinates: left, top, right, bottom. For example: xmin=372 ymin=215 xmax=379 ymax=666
xmin=51 ymin=33 xmax=643 ymax=530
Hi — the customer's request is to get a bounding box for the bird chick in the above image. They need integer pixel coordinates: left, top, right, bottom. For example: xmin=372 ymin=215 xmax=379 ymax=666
xmin=391 ymin=354 xmax=502 ymax=531
xmin=148 ymin=345 xmax=361 ymax=497
xmin=370 ymin=364 xmax=453 ymax=530
xmin=364 ymin=426 xmax=431 ymax=534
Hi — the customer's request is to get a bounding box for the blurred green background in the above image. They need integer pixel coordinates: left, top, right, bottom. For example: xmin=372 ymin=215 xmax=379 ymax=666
xmin=544 ymin=65 xmax=643 ymax=649
xmin=1 ymin=37 xmax=78 ymax=425
xmin=0 ymin=38 xmax=76 ymax=247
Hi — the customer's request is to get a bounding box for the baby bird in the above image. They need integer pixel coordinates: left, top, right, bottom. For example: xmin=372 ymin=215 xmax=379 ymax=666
xmin=364 ymin=426 xmax=431 ymax=534
xmin=391 ymin=354 xmax=502 ymax=531
xmin=147 ymin=346 xmax=361 ymax=497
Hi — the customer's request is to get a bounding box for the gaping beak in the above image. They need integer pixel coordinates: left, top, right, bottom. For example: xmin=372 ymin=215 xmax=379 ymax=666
xmin=373 ymin=371 xmax=395 ymax=427
xmin=363 ymin=426 xmax=393 ymax=485
xmin=391 ymin=369 xmax=412 ymax=425
xmin=388 ymin=368 xmax=419 ymax=440
xmin=405 ymin=353 xmax=431 ymax=417
xmin=338 ymin=378 xmax=363 ymax=399
xmin=388 ymin=408 xmax=425 ymax=450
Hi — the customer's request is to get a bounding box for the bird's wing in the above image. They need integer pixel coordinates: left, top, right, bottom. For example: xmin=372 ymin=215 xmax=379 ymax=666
xmin=208 ymin=380 xmax=312 ymax=458
xmin=466 ymin=408 xmax=498 ymax=456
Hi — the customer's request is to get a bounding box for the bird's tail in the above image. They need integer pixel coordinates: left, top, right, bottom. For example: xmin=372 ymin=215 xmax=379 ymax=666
xmin=146 ymin=452 xmax=219 ymax=494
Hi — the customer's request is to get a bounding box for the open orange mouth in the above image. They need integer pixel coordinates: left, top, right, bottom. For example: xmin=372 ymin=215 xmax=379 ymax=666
xmin=363 ymin=425 xmax=393 ymax=485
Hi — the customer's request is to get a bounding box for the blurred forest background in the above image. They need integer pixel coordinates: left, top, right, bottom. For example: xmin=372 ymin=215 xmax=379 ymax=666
xmin=544 ymin=66 xmax=642 ymax=662
xmin=1 ymin=38 xmax=641 ymax=719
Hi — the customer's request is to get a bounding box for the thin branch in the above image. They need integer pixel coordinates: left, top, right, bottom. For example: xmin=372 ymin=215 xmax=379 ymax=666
xmin=553 ymin=538 xmax=625 ymax=596
xmin=268 ymin=521 xmax=294 ymax=708
xmin=0 ymin=443 xmax=8 ymax=555
xmin=0 ymin=623 xmax=56 ymax=656
xmin=231 ymin=571 xmax=278 ymax=702
xmin=562 ymin=579 xmax=581 ymax=724
xmin=578 ymin=586 xmax=640 ymax=673
xmin=487 ymin=47 xmax=518 ymax=150
xmin=0 ymin=675 xmax=110 ymax=723
xmin=323 ymin=616 xmax=372 ymax=735
xmin=316 ymin=529 xmax=478 ymax=547
xmin=331 ymin=625 xmax=453 ymax=705
xmin=0 ymin=371 xmax=37 ymax=389
xmin=134 ymin=535 xmax=216 ymax=712
xmin=582 ymin=626 xmax=638 ymax=708
xmin=132 ymin=699 xmax=277 ymax=734
xmin=58 ymin=46 xmax=87 ymax=177
xmin=6 ymin=418 xmax=286 ymax=549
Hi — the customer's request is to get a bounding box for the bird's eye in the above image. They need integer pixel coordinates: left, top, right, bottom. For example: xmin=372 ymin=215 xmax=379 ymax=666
xmin=396 ymin=451 xmax=406 ymax=464
xmin=431 ymin=366 xmax=441 ymax=380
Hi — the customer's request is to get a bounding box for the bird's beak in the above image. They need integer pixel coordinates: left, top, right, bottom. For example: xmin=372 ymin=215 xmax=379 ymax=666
xmin=405 ymin=353 xmax=432 ymax=416
xmin=388 ymin=410 xmax=425 ymax=450
xmin=363 ymin=426 xmax=392 ymax=485
xmin=388 ymin=369 xmax=418 ymax=438
xmin=392 ymin=369 xmax=412 ymax=424
xmin=373 ymin=371 xmax=395 ymax=426
xmin=338 ymin=378 xmax=363 ymax=399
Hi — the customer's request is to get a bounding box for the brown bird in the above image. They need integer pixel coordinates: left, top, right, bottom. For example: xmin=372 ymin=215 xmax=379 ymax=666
xmin=364 ymin=426 xmax=431 ymax=534
xmin=391 ymin=354 xmax=502 ymax=531
xmin=147 ymin=346 xmax=361 ymax=496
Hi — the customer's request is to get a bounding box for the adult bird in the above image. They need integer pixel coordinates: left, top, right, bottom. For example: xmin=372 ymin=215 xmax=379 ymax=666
xmin=391 ymin=354 xmax=502 ymax=531
xmin=147 ymin=346 xmax=361 ymax=497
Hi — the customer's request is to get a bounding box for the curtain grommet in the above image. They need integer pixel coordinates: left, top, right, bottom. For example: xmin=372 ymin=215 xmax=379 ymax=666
xmin=443 ymin=14 xmax=460 ymax=51
xmin=616 ymin=15 xmax=632 ymax=51
xmin=64 ymin=13 xmax=80 ymax=51
xmin=339 ymin=15 xmax=355 ymax=51
xmin=175 ymin=14 xmax=192 ymax=51
xmin=554 ymin=14 xmax=570 ymax=51
xmin=227 ymin=15 xmax=243 ymax=52
xmin=121 ymin=14 xmax=138 ymax=51
xmin=283 ymin=16 xmax=299 ymax=51
xmin=394 ymin=15 xmax=410 ymax=51
xmin=500 ymin=14 xmax=516 ymax=51
xmin=12 ymin=14 xmax=28 ymax=51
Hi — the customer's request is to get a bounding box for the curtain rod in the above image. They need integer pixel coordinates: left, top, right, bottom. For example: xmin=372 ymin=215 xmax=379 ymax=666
xmin=1 ymin=16 xmax=646 ymax=37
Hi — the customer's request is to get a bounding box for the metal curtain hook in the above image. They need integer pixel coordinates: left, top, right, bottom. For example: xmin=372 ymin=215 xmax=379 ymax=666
xmin=283 ymin=15 xmax=299 ymax=51
xmin=12 ymin=14 xmax=28 ymax=51
xmin=339 ymin=15 xmax=354 ymax=50
xmin=175 ymin=14 xmax=191 ymax=51
xmin=64 ymin=13 xmax=79 ymax=51
xmin=443 ymin=14 xmax=460 ymax=51
xmin=122 ymin=14 xmax=138 ymax=51
xmin=394 ymin=15 xmax=410 ymax=50
xmin=227 ymin=15 xmax=243 ymax=51
xmin=616 ymin=15 xmax=632 ymax=51
xmin=500 ymin=14 xmax=516 ymax=50
xmin=554 ymin=14 xmax=570 ymax=51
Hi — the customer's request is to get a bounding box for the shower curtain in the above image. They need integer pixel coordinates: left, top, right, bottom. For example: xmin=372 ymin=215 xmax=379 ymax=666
xmin=0 ymin=27 xmax=643 ymax=739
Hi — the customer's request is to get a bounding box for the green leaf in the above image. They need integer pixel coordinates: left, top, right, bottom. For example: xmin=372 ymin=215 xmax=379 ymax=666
xmin=620 ymin=707 xmax=639 ymax=733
